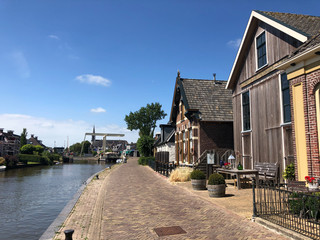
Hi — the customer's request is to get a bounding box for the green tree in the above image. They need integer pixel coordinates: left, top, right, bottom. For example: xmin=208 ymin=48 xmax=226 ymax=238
xmin=124 ymin=102 xmax=167 ymax=137
xmin=69 ymin=143 xmax=82 ymax=155
xmin=137 ymin=135 xmax=154 ymax=157
xmin=82 ymin=140 xmax=91 ymax=154
xmin=20 ymin=128 xmax=28 ymax=148
xmin=20 ymin=144 xmax=36 ymax=154
xmin=34 ymin=145 xmax=44 ymax=154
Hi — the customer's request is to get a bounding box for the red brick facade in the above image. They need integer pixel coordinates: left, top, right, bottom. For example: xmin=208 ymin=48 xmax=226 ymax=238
xmin=290 ymin=69 xmax=320 ymax=179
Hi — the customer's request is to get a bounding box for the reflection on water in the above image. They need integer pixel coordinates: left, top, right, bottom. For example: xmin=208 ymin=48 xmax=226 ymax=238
xmin=0 ymin=160 xmax=109 ymax=240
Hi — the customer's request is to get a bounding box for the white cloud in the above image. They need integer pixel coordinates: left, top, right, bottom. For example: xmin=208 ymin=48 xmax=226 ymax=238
xmin=76 ymin=74 xmax=111 ymax=87
xmin=48 ymin=34 xmax=60 ymax=40
xmin=11 ymin=51 xmax=30 ymax=78
xmin=91 ymin=107 xmax=106 ymax=113
xmin=0 ymin=114 xmax=138 ymax=147
xmin=227 ymin=38 xmax=242 ymax=49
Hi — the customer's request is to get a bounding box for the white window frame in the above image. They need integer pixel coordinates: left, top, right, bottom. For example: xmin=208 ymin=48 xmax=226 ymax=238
xmin=255 ymin=31 xmax=268 ymax=71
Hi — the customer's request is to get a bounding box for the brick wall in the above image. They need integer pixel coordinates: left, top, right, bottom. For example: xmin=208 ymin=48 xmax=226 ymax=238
xmin=290 ymin=69 xmax=320 ymax=179
xmin=199 ymin=121 xmax=234 ymax=154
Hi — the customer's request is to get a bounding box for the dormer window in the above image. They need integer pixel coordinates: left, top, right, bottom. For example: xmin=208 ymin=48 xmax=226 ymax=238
xmin=256 ymin=32 xmax=267 ymax=69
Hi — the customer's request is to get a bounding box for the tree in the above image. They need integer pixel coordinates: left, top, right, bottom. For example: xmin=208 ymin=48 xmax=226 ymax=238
xmin=82 ymin=140 xmax=91 ymax=154
xmin=20 ymin=128 xmax=28 ymax=148
xmin=137 ymin=135 xmax=154 ymax=157
xmin=124 ymin=102 xmax=167 ymax=137
xmin=20 ymin=144 xmax=36 ymax=154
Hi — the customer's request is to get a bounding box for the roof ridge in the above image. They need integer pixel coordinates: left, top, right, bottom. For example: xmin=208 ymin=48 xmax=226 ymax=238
xmin=256 ymin=10 xmax=320 ymax=19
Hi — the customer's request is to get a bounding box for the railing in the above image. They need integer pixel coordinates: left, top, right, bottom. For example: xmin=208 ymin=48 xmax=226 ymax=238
xmin=253 ymin=181 xmax=320 ymax=239
xmin=154 ymin=152 xmax=176 ymax=177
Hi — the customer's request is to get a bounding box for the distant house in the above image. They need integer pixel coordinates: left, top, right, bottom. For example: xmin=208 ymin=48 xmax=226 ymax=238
xmin=28 ymin=134 xmax=46 ymax=148
xmin=53 ymin=147 xmax=65 ymax=155
xmin=0 ymin=129 xmax=21 ymax=156
xmin=278 ymin=32 xmax=320 ymax=180
xmin=226 ymin=10 xmax=320 ymax=179
xmin=154 ymin=124 xmax=175 ymax=163
xmin=170 ymin=72 xmax=233 ymax=166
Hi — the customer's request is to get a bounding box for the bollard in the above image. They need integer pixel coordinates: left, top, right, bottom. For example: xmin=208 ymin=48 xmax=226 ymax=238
xmin=64 ymin=229 xmax=74 ymax=240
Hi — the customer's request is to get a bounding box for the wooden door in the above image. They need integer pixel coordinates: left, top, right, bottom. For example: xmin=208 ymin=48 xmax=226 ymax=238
xmin=292 ymin=83 xmax=308 ymax=180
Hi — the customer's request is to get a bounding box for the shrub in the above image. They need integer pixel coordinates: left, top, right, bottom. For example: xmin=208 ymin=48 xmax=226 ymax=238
xmin=137 ymin=135 xmax=154 ymax=157
xmin=40 ymin=156 xmax=53 ymax=165
xmin=169 ymin=167 xmax=192 ymax=182
xmin=283 ymin=163 xmax=295 ymax=181
xmin=190 ymin=169 xmax=206 ymax=180
xmin=138 ymin=156 xmax=155 ymax=165
xmin=19 ymin=154 xmax=41 ymax=164
xmin=20 ymin=144 xmax=36 ymax=154
xmin=208 ymin=173 xmax=225 ymax=185
xmin=4 ymin=155 xmax=18 ymax=167
xmin=0 ymin=157 xmax=5 ymax=166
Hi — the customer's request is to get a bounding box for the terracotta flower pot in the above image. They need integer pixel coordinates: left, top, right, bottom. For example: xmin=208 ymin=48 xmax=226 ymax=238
xmin=207 ymin=184 xmax=226 ymax=197
xmin=191 ymin=179 xmax=207 ymax=190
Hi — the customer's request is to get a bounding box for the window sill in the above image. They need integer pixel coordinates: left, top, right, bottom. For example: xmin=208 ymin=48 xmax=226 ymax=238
xmin=241 ymin=130 xmax=252 ymax=135
xmin=281 ymin=122 xmax=292 ymax=127
xmin=256 ymin=63 xmax=268 ymax=72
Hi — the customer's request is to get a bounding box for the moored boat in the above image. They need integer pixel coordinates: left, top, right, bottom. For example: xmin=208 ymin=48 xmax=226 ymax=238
xmin=0 ymin=165 xmax=6 ymax=171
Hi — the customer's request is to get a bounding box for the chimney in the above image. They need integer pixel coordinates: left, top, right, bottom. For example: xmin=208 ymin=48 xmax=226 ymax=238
xmin=0 ymin=128 xmax=3 ymax=133
xmin=35 ymin=136 xmax=38 ymax=140
xmin=8 ymin=130 xmax=13 ymax=135
xmin=31 ymin=134 xmax=34 ymax=138
xmin=213 ymin=73 xmax=216 ymax=83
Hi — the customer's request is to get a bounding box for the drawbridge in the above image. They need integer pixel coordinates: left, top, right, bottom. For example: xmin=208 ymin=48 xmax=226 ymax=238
xmin=80 ymin=132 xmax=125 ymax=156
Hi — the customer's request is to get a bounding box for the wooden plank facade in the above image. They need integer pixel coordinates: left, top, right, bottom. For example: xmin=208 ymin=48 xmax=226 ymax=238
xmin=226 ymin=11 xmax=320 ymax=177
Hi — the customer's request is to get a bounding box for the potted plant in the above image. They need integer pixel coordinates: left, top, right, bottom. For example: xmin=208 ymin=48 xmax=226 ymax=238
xmin=207 ymin=173 xmax=226 ymax=197
xmin=190 ymin=169 xmax=206 ymax=190
xmin=305 ymin=176 xmax=318 ymax=190
xmin=283 ymin=163 xmax=295 ymax=181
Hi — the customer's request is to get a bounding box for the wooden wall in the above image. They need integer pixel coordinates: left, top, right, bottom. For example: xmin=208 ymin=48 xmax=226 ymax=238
xmin=232 ymin=20 xmax=298 ymax=177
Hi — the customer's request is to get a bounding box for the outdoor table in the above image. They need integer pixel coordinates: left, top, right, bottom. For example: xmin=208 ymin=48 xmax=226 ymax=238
xmin=216 ymin=168 xmax=259 ymax=190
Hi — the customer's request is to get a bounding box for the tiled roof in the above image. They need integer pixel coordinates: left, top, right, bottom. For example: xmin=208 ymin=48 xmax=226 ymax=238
xmin=290 ymin=32 xmax=320 ymax=57
xmin=181 ymin=79 xmax=233 ymax=122
xmin=257 ymin=11 xmax=320 ymax=37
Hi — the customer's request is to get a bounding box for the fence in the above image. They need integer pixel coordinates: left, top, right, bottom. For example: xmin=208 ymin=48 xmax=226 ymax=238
xmin=154 ymin=151 xmax=175 ymax=177
xmin=253 ymin=181 xmax=320 ymax=239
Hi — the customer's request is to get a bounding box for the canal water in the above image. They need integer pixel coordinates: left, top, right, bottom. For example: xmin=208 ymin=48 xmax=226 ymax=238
xmin=0 ymin=160 xmax=110 ymax=240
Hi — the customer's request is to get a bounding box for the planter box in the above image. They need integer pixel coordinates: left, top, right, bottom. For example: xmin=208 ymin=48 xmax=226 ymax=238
xmin=207 ymin=184 xmax=226 ymax=197
xmin=191 ymin=179 xmax=206 ymax=190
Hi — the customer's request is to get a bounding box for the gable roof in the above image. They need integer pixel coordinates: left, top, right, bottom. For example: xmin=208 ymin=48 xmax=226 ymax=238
xmin=226 ymin=10 xmax=320 ymax=89
xmin=278 ymin=32 xmax=320 ymax=69
xmin=170 ymin=73 xmax=233 ymax=123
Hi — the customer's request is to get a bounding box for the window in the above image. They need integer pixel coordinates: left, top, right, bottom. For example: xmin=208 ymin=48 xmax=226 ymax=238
xmin=281 ymin=73 xmax=291 ymax=123
xmin=242 ymin=91 xmax=251 ymax=131
xmin=256 ymin=32 xmax=267 ymax=69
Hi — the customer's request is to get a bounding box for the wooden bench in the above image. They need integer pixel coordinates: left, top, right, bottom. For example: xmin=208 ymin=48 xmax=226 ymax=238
xmin=254 ymin=162 xmax=280 ymax=184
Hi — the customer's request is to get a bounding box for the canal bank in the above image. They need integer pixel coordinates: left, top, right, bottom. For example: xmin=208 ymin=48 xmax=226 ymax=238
xmin=53 ymin=157 xmax=289 ymax=240
xmin=0 ymin=160 xmax=110 ymax=240
xmin=39 ymin=166 xmax=115 ymax=240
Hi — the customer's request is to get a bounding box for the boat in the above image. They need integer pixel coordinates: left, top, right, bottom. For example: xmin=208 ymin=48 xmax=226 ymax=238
xmin=0 ymin=166 xmax=6 ymax=171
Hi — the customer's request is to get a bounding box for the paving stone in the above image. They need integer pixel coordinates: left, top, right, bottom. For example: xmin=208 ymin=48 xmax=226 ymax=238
xmin=54 ymin=158 xmax=289 ymax=240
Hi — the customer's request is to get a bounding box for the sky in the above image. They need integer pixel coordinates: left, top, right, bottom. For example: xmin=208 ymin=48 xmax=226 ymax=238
xmin=0 ymin=0 xmax=319 ymax=147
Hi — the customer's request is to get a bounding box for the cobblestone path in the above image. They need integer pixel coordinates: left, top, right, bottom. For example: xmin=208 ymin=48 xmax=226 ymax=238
xmin=55 ymin=158 xmax=289 ymax=239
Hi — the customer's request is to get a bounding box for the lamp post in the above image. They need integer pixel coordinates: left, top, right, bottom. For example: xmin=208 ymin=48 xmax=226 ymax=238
xmin=228 ymin=154 xmax=236 ymax=169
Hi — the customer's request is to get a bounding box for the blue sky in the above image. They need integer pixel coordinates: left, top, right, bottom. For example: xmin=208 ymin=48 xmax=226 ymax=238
xmin=0 ymin=0 xmax=319 ymax=147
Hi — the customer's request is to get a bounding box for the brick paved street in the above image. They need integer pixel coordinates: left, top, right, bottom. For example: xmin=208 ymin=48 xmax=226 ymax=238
xmin=55 ymin=158 xmax=289 ymax=240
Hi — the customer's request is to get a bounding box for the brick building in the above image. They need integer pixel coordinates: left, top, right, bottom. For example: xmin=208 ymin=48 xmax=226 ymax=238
xmin=278 ymin=33 xmax=320 ymax=180
xmin=0 ymin=129 xmax=21 ymax=156
xmin=169 ymin=72 xmax=233 ymax=165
